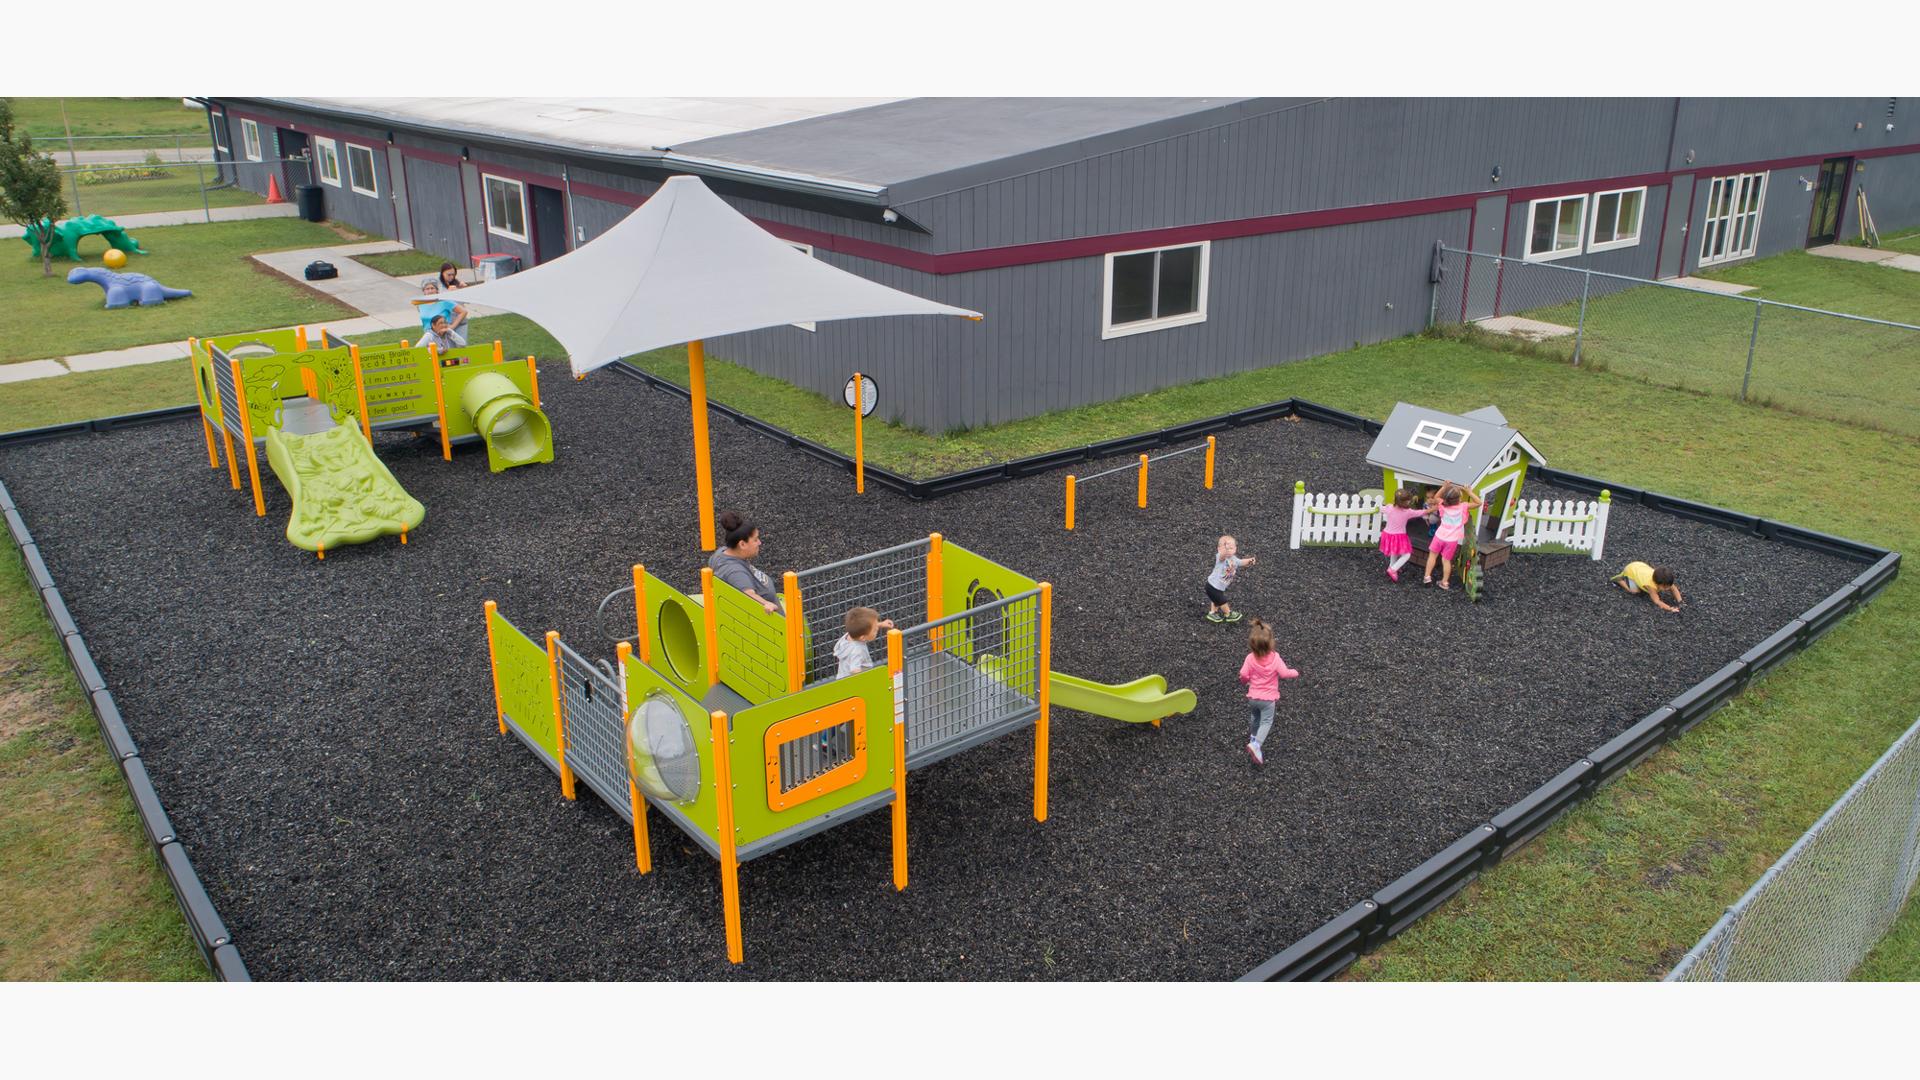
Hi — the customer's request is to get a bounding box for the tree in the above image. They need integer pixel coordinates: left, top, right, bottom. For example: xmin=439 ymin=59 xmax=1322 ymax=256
xmin=0 ymin=99 xmax=70 ymax=278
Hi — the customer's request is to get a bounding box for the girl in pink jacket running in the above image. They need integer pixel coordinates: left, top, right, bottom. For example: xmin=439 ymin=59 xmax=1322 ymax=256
xmin=1238 ymin=618 xmax=1300 ymax=767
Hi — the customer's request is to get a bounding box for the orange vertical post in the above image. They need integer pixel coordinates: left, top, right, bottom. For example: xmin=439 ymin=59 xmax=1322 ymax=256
xmin=632 ymin=563 xmax=650 ymax=663
xmin=711 ymin=709 xmax=744 ymax=964
xmin=546 ymin=630 xmax=576 ymax=800
xmin=1064 ymin=475 xmax=1076 ymax=531
xmin=300 ymin=367 xmax=319 ymax=399
xmin=1035 ymin=582 xmax=1052 ymax=822
xmin=230 ymin=359 xmax=265 ymax=517
xmin=189 ymin=337 xmax=218 ymax=470
xmin=296 ymin=325 xmax=308 ymax=352
xmin=1137 ymin=454 xmax=1149 ymax=509
xmin=526 ymin=357 xmax=541 ymax=409
xmin=430 ymin=344 xmax=451 ymax=461
xmin=493 ymin=339 xmax=504 ymax=364
xmin=1205 ymin=436 xmax=1217 ymax=489
xmin=852 ymin=371 xmax=865 ymax=495
xmin=688 ymin=339 xmax=717 ymax=551
xmin=350 ymin=345 xmax=372 ymax=441
xmin=221 ymin=427 xmax=239 ymax=489
xmin=701 ymin=566 xmax=721 ymax=685
xmin=926 ymin=533 xmax=944 ymax=653
xmin=888 ymin=628 xmax=907 ymax=891
xmin=617 ymin=640 xmax=651 ymax=875
xmin=783 ymin=571 xmax=804 ymax=693
xmin=485 ymin=601 xmax=506 ymax=735
xmin=200 ymin=414 xmax=220 ymax=470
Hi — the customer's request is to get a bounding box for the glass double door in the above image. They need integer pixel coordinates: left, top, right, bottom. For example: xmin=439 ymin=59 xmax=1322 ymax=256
xmin=1807 ymin=157 xmax=1853 ymax=246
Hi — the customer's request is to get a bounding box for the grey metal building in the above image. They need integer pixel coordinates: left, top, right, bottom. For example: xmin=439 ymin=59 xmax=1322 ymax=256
xmin=203 ymin=97 xmax=1920 ymax=432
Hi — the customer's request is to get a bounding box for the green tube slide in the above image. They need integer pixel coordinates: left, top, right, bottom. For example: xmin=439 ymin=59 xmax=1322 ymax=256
xmin=460 ymin=371 xmax=553 ymax=472
xmin=1048 ymin=671 xmax=1197 ymax=725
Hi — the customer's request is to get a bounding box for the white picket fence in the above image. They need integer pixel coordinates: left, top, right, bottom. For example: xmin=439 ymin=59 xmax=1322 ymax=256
xmin=1289 ymin=485 xmax=1383 ymax=548
xmin=1508 ymin=492 xmax=1611 ymax=560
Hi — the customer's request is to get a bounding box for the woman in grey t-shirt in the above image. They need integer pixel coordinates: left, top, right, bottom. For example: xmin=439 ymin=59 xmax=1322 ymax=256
xmin=708 ymin=510 xmax=783 ymax=615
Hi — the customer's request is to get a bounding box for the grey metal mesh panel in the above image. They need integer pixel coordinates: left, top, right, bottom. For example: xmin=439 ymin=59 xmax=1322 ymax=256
xmin=897 ymin=588 xmax=1041 ymax=762
xmin=554 ymin=638 xmax=629 ymax=808
xmin=1668 ymin=716 xmax=1920 ymax=981
xmin=209 ymin=347 xmax=244 ymax=438
xmin=794 ymin=538 xmax=932 ymax=686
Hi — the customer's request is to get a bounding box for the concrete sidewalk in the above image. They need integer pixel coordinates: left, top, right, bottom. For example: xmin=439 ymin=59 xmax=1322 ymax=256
xmin=1809 ymin=243 xmax=1920 ymax=273
xmin=0 ymin=202 xmax=297 ymax=239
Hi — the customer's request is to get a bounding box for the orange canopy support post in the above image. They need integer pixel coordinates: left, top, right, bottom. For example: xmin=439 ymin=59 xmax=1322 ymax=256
xmin=688 ymin=339 xmax=718 ymax=551
xmin=350 ymin=345 xmax=372 ymax=441
xmin=1035 ymin=582 xmax=1052 ymax=823
xmin=1137 ymin=454 xmax=1149 ymax=509
xmin=852 ymin=371 xmax=865 ymax=495
xmin=230 ymin=358 xmax=266 ymax=517
xmin=632 ymin=564 xmax=650 ymax=663
xmin=546 ymin=630 xmax=576 ymax=801
xmin=888 ymin=628 xmax=907 ymax=891
xmin=1205 ymin=436 xmax=1217 ymax=490
xmin=1064 ymin=475 xmax=1076 ymax=531
xmin=711 ymin=709 xmax=744 ymax=963
xmin=701 ymin=566 xmax=721 ymax=686
xmin=430 ymin=344 xmax=451 ymax=461
xmin=526 ymin=357 xmax=541 ymax=409
xmin=485 ymin=601 xmax=506 ymax=735
xmin=783 ymin=571 xmax=804 ymax=693
xmin=926 ymin=533 xmax=944 ymax=653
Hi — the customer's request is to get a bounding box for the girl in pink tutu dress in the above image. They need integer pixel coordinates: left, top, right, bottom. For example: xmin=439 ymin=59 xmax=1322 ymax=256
xmin=1378 ymin=487 xmax=1426 ymax=582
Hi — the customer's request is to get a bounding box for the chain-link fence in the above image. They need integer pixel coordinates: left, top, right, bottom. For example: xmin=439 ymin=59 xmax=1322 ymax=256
xmin=49 ymin=156 xmax=298 ymax=225
xmin=1667 ymin=715 xmax=1920 ymax=981
xmin=1429 ymin=245 xmax=1920 ymax=439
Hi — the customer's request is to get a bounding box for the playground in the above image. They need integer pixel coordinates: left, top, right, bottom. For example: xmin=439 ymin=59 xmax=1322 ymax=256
xmin=0 ymin=362 xmax=1866 ymax=979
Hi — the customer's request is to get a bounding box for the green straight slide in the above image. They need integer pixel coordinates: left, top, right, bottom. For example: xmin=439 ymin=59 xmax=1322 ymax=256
xmin=265 ymin=400 xmax=425 ymax=553
xmin=1048 ymin=671 xmax=1196 ymax=725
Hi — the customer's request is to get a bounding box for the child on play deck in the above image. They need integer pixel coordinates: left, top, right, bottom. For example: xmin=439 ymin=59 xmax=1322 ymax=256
xmin=1378 ymin=487 xmax=1427 ymax=582
xmin=834 ymin=606 xmax=895 ymax=678
xmin=1611 ymin=561 xmax=1686 ymax=613
xmin=1206 ymin=535 xmax=1256 ymax=623
xmin=1238 ymin=617 xmax=1299 ymax=767
xmin=1423 ymin=482 xmax=1483 ymax=590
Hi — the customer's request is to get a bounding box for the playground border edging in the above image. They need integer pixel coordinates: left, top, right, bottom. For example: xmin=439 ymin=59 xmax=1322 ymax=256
xmin=0 ymin=480 xmax=249 ymax=982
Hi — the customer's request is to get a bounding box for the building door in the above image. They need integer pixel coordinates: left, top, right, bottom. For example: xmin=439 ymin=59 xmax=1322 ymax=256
xmin=529 ymin=184 xmax=568 ymax=265
xmin=1460 ymin=193 xmax=1508 ymax=321
xmin=276 ymin=129 xmax=311 ymax=195
xmin=1699 ymin=172 xmax=1767 ymax=266
xmin=404 ymin=156 xmax=470 ymax=265
xmin=1806 ymin=157 xmax=1852 ymax=246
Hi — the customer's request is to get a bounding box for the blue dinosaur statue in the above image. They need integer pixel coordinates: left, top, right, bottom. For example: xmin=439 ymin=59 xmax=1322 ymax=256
xmin=66 ymin=266 xmax=193 ymax=309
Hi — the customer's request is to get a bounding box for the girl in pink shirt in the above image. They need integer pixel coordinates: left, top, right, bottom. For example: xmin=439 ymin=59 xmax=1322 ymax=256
xmin=1238 ymin=618 xmax=1300 ymax=767
xmin=1378 ymin=487 xmax=1426 ymax=582
xmin=1423 ymin=482 xmax=1483 ymax=590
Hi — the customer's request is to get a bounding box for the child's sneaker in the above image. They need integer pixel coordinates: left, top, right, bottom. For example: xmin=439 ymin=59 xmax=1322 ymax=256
xmin=1246 ymin=741 xmax=1264 ymax=766
xmin=1224 ymin=611 xmax=1243 ymax=623
xmin=1387 ymin=568 xmax=1400 ymax=582
xmin=1206 ymin=611 xmax=1225 ymax=623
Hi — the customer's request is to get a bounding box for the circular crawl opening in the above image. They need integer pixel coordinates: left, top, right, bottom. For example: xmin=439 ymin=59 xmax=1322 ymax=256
xmin=656 ymin=597 xmax=701 ymax=687
xmin=485 ymin=403 xmax=546 ymax=463
xmin=628 ymin=692 xmax=700 ymax=803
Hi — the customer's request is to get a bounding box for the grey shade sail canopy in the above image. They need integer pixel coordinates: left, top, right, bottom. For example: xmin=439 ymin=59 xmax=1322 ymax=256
xmin=1365 ymin=402 xmax=1544 ymax=487
xmin=452 ymin=175 xmax=982 ymax=378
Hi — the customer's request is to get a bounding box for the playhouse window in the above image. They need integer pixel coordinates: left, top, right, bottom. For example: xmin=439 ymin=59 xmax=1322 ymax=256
xmin=1408 ymin=420 xmax=1471 ymax=461
xmin=484 ymin=174 xmax=528 ymax=242
xmin=1525 ymin=194 xmax=1587 ymax=261
xmin=345 ymin=144 xmax=378 ymax=197
xmin=1588 ymin=187 xmax=1645 ymax=252
xmin=1102 ymin=242 xmax=1209 ymax=339
xmin=241 ymin=119 xmax=262 ymax=162
xmin=313 ymin=137 xmax=341 ymax=187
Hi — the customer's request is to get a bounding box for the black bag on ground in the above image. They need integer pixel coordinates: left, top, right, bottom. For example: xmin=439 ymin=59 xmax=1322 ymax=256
xmin=303 ymin=260 xmax=338 ymax=281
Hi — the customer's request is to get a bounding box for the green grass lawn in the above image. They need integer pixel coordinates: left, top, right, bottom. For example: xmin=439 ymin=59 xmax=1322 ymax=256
xmin=10 ymin=97 xmax=210 ymax=150
xmin=2 ymin=217 xmax=371 ymax=365
xmin=1505 ymin=249 xmax=1920 ymax=438
xmin=67 ymin=168 xmax=263 ymax=219
xmin=1854 ymin=889 xmax=1920 ymax=980
xmin=1868 ymin=226 xmax=1920 ymax=256
xmin=352 ymin=250 xmax=451 ymax=279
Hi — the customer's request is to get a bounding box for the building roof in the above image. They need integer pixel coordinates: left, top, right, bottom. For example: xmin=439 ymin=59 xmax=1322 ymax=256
xmin=243 ymin=96 xmax=1267 ymax=205
xmin=1366 ymin=402 xmax=1544 ymax=487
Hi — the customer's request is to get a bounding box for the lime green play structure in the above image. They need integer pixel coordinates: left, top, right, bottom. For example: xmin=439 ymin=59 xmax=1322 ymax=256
xmin=20 ymin=214 xmax=149 ymax=261
xmin=485 ymin=533 xmax=1193 ymax=964
xmin=189 ymin=326 xmax=555 ymax=556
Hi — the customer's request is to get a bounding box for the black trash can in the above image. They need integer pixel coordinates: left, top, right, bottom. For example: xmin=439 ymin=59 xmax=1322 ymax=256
xmin=295 ymin=184 xmax=326 ymax=223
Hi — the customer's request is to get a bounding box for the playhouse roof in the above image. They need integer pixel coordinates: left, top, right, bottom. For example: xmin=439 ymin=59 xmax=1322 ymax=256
xmin=1366 ymin=402 xmax=1544 ymax=487
xmin=450 ymin=175 xmax=981 ymax=378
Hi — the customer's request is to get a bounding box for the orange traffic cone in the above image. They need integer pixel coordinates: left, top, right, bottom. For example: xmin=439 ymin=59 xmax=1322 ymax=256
xmin=265 ymin=175 xmax=285 ymax=204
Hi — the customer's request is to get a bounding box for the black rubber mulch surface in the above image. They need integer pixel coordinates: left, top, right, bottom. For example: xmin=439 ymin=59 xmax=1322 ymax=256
xmin=0 ymin=376 xmax=1860 ymax=980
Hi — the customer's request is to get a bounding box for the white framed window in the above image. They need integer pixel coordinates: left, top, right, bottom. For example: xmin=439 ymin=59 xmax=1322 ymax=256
xmin=241 ymin=118 xmax=262 ymax=162
xmin=345 ymin=143 xmax=379 ymax=197
xmin=1587 ymin=186 xmax=1645 ymax=253
xmin=1524 ymin=194 xmax=1587 ymax=261
xmin=1699 ymin=172 xmax=1767 ymax=266
xmin=1101 ymin=241 xmax=1209 ymax=339
xmin=787 ymin=243 xmax=816 ymax=331
xmin=483 ymin=174 xmax=528 ymax=242
xmin=313 ymin=136 xmax=341 ymax=187
xmin=1408 ymin=420 xmax=1471 ymax=462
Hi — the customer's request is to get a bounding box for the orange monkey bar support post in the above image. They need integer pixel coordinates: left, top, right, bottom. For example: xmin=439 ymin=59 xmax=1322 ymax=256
xmin=700 ymin=566 xmax=721 ymax=685
xmin=853 ymin=371 xmax=866 ymax=495
xmin=1035 ymin=582 xmax=1052 ymax=823
xmin=632 ymin=564 xmax=650 ymax=663
xmin=712 ymin=709 xmax=744 ymax=963
xmin=1064 ymin=475 xmax=1076 ymax=531
xmin=689 ymin=339 xmax=717 ymax=551
xmin=888 ymin=629 xmax=908 ymax=890
xmin=546 ymin=630 xmax=577 ymax=801
xmin=783 ymin=572 xmax=805 ymax=693
xmin=1136 ymin=454 xmax=1149 ymax=509
xmin=1205 ymin=436 xmax=1216 ymax=489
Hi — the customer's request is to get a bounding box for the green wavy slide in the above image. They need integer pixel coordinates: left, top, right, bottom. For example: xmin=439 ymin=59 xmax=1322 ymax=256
xmin=265 ymin=400 xmax=426 ymax=553
xmin=1048 ymin=671 xmax=1197 ymax=725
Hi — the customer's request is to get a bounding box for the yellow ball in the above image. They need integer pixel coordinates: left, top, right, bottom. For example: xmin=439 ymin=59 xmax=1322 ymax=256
xmin=102 ymin=248 xmax=127 ymax=270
